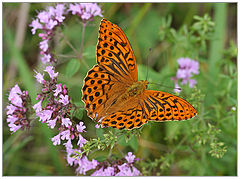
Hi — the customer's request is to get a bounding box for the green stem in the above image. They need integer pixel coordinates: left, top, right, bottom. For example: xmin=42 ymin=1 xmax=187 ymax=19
xmin=80 ymin=22 xmax=86 ymax=59
xmin=60 ymin=31 xmax=89 ymax=69
xmin=206 ymin=3 xmax=227 ymax=106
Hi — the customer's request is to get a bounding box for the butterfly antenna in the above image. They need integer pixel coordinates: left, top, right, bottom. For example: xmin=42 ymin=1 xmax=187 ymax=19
xmin=149 ymin=82 xmax=182 ymax=91
xmin=146 ymin=48 xmax=152 ymax=81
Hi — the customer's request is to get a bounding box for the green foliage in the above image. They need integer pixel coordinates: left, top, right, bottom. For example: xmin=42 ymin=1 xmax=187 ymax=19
xmin=80 ymin=128 xmax=142 ymax=157
xmin=81 ymin=130 xmax=118 ymax=156
xmin=159 ymin=14 xmax=215 ymax=59
xmin=192 ymin=123 xmax=227 ymax=158
xmin=140 ymin=155 xmax=171 ymax=176
xmin=65 ymin=59 xmax=81 ymax=78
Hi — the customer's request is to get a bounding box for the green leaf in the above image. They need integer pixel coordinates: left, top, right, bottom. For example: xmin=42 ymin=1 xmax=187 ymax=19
xmin=74 ymin=108 xmax=84 ymax=119
xmin=65 ymin=59 xmax=80 ymax=78
xmin=129 ymin=135 xmax=139 ymax=152
xmin=95 ymin=155 xmax=107 ymax=162
xmin=96 ymin=128 xmax=104 ymax=139
xmin=117 ymin=135 xmax=128 ymax=146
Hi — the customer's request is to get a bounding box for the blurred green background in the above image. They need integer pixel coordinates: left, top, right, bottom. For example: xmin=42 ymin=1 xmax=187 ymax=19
xmin=3 ymin=3 xmax=237 ymax=176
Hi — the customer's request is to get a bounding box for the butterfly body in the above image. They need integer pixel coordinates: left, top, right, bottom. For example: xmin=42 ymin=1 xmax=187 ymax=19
xmin=125 ymin=80 xmax=148 ymax=98
xmin=82 ymin=19 xmax=197 ymax=130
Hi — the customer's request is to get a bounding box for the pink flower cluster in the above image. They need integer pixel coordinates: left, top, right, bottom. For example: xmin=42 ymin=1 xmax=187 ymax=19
xmin=30 ymin=4 xmax=66 ymax=64
xmin=34 ymin=65 xmax=97 ymax=174
xmin=69 ymin=3 xmax=103 ymax=22
xmin=34 ymin=66 xmax=77 ymax=142
xmin=30 ymin=3 xmax=102 ymax=64
xmin=6 ymin=84 xmax=30 ymax=133
xmin=64 ymin=140 xmax=99 ymax=175
xmin=91 ymin=152 xmax=141 ymax=176
xmin=171 ymin=57 xmax=199 ymax=93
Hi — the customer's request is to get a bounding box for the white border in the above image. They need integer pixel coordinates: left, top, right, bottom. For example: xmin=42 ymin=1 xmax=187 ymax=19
xmin=1 ymin=1 xmax=239 ymax=179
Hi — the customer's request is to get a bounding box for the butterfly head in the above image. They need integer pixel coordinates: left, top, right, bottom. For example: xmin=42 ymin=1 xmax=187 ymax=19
xmin=141 ymin=80 xmax=149 ymax=89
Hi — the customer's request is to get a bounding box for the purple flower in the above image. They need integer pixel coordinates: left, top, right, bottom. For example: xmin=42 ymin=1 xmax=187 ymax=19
xmin=171 ymin=57 xmax=199 ymax=91
xmin=6 ymin=115 xmax=18 ymax=123
xmin=47 ymin=6 xmax=55 ymax=16
xmin=53 ymin=83 xmax=62 ymax=96
xmin=64 ymin=139 xmax=73 ymax=150
xmin=178 ymin=58 xmax=199 ymax=74
xmin=91 ymin=167 xmax=115 ymax=176
xmin=60 ymin=129 xmax=71 ymax=140
xmin=81 ymin=3 xmax=102 ymax=20
xmin=45 ymin=19 xmax=58 ymax=30
xmin=29 ymin=19 xmax=42 ymax=34
xmin=125 ymin=152 xmax=135 ymax=163
xmin=8 ymin=123 xmax=22 ymax=133
xmin=39 ymin=40 xmax=49 ymax=52
xmin=174 ymin=82 xmax=182 ymax=93
xmin=59 ymin=94 xmax=69 ymax=105
xmin=44 ymin=66 xmax=58 ymax=79
xmin=37 ymin=11 xmax=50 ymax=24
xmin=189 ymin=79 xmax=197 ymax=88
xmin=47 ymin=118 xmax=57 ymax=129
xmin=9 ymin=84 xmax=22 ymax=95
xmin=52 ymin=133 xmax=61 ymax=145
xmin=10 ymin=95 xmax=23 ymax=107
xmin=76 ymin=121 xmax=86 ymax=133
xmin=6 ymin=104 xmax=17 ymax=115
xmin=33 ymin=100 xmax=42 ymax=113
xmin=76 ymin=156 xmax=98 ymax=175
xmin=41 ymin=54 xmax=51 ymax=64
xmin=69 ymin=4 xmax=81 ymax=15
xmin=66 ymin=153 xmax=76 ymax=166
xmin=37 ymin=110 xmax=53 ymax=122
xmin=62 ymin=117 xmax=72 ymax=127
xmin=6 ymin=85 xmax=30 ymax=134
xmin=34 ymin=72 xmax=45 ymax=84
xmin=90 ymin=151 xmax=141 ymax=176
xmin=8 ymin=84 xmax=23 ymax=107
xmin=69 ymin=3 xmax=102 ymax=21
xmin=77 ymin=134 xmax=87 ymax=147
xmin=55 ymin=4 xmax=65 ymax=22
xmin=131 ymin=166 xmax=141 ymax=176
xmin=116 ymin=163 xmax=140 ymax=176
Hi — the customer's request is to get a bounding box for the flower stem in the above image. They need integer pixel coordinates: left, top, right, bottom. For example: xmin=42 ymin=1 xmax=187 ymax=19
xmin=59 ymin=32 xmax=89 ymax=69
xmin=79 ymin=22 xmax=86 ymax=60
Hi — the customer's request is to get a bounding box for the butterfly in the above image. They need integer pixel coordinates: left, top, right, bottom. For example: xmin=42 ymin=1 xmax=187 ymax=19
xmin=81 ymin=19 xmax=197 ymax=130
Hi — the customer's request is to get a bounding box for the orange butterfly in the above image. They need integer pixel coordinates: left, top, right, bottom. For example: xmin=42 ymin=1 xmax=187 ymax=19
xmin=82 ymin=19 xmax=197 ymax=130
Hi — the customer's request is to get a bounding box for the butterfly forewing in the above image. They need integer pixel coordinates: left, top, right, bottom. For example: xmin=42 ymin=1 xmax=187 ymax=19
xmin=82 ymin=65 xmax=128 ymax=120
xmin=97 ymin=19 xmax=138 ymax=82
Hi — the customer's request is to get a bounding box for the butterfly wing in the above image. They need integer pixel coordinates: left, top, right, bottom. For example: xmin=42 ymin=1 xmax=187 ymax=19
xmin=100 ymin=90 xmax=197 ymax=130
xmin=82 ymin=65 xmax=127 ymax=120
xmin=100 ymin=97 xmax=148 ymax=130
xmin=141 ymin=90 xmax=197 ymax=121
xmin=82 ymin=19 xmax=138 ymax=121
xmin=97 ymin=19 xmax=138 ymax=83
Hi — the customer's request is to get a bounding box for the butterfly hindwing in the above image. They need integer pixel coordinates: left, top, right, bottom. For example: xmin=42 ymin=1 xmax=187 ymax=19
xmin=101 ymin=102 xmax=148 ymax=130
xmin=142 ymin=90 xmax=197 ymax=122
